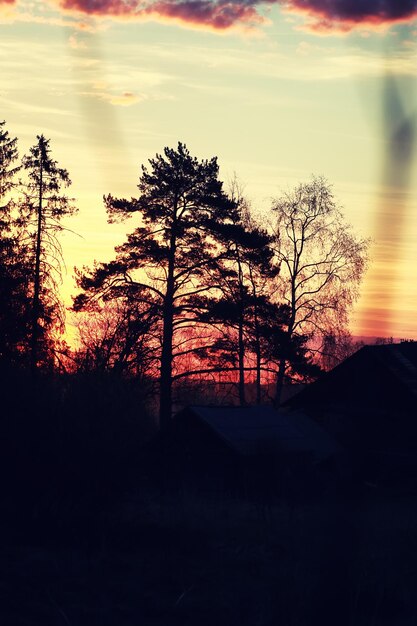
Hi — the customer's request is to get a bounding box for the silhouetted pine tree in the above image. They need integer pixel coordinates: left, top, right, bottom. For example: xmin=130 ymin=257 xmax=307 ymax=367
xmin=74 ymin=143 xmax=239 ymax=428
xmin=21 ymin=134 xmax=77 ymax=374
xmin=0 ymin=121 xmax=32 ymax=367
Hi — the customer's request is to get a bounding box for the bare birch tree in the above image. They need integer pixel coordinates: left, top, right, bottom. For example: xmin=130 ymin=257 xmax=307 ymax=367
xmin=272 ymin=176 xmax=369 ymax=404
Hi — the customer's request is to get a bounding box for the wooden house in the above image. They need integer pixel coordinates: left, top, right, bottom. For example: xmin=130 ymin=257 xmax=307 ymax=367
xmin=286 ymin=342 xmax=417 ymax=479
xmin=164 ymin=405 xmax=341 ymax=497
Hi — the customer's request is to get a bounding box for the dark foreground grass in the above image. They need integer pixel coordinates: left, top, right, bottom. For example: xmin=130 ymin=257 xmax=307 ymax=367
xmin=2 ymin=483 xmax=417 ymax=626
xmin=2 ymin=370 xmax=417 ymax=625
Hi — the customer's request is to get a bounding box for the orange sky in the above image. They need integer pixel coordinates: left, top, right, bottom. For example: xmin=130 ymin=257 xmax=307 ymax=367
xmin=2 ymin=0 xmax=417 ymax=342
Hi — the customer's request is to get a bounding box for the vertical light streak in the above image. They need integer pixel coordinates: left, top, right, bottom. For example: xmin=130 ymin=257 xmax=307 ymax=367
xmin=360 ymin=72 xmax=416 ymax=337
xmin=66 ymin=22 xmax=129 ymax=189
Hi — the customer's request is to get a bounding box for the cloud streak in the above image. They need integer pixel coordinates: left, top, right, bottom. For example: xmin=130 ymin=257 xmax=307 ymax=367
xmin=82 ymin=88 xmax=146 ymax=105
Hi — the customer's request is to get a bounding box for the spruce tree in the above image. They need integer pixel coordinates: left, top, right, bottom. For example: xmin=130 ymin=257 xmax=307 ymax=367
xmin=21 ymin=135 xmax=77 ymax=373
xmin=0 ymin=121 xmax=31 ymax=366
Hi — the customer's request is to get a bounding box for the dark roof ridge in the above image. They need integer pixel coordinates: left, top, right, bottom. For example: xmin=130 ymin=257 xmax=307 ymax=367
xmin=375 ymin=345 xmax=417 ymax=399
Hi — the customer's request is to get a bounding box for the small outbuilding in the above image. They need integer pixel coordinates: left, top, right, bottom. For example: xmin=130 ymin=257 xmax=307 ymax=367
xmin=286 ymin=342 xmax=417 ymax=480
xmin=166 ymin=405 xmax=342 ymax=497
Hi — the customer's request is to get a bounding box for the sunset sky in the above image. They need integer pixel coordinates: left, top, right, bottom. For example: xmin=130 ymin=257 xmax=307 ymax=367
xmin=1 ymin=0 xmax=417 ymax=341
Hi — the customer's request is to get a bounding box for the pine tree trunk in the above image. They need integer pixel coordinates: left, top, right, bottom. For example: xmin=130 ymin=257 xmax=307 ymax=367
xmin=274 ymin=356 xmax=286 ymax=407
xmin=159 ymin=216 xmax=177 ymax=430
xmin=274 ymin=326 xmax=293 ymax=407
xmin=238 ymin=313 xmax=246 ymax=406
xmin=255 ymin=335 xmax=261 ymax=405
xmin=253 ymin=297 xmax=261 ymax=405
xmin=159 ymin=298 xmax=174 ymax=430
xmin=237 ymin=251 xmax=246 ymax=406
xmin=30 ymin=162 xmax=43 ymax=376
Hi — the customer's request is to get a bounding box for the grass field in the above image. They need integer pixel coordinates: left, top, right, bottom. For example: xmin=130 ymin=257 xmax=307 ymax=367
xmin=2 ymin=480 xmax=417 ymax=626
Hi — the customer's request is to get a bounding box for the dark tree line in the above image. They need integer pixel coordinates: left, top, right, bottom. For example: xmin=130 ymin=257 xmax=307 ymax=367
xmin=0 ymin=121 xmax=77 ymax=373
xmin=0 ymin=121 xmax=369 ymax=425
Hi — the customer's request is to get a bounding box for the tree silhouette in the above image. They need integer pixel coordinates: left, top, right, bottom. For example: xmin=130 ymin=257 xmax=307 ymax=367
xmin=237 ymin=207 xmax=282 ymax=404
xmin=203 ymin=199 xmax=280 ymax=405
xmin=21 ymin=135 xmax=77 ymax=374
xmin=272 ymin=176 xmax=369 ymax=404
xmin=74 ymin=299 xmax=158 ymax=381
xmin=0 ymin=120 xmax=20 ymax=200
xmin=0 ymin=121 xmax=32 ymax=366
xmin=74 ymin=143 xmax=238 ymax=428
xmin=320 ymin=330 xmax=364 ymax=371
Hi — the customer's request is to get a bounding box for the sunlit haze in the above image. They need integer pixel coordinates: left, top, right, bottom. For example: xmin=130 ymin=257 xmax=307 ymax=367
xmin=2 ymin=0 xmax=417 ymax=342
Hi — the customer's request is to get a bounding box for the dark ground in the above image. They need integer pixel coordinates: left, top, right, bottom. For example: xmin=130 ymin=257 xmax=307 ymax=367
xmin=2 ymin=371 xmax=417 ymax=625
xmin=2 ymin=482 xmax=417 ymax=626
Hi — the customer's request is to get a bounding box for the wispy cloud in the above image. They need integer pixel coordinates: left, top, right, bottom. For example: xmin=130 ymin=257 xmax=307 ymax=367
xmin=2 ymin=98 xmax=76 ymax=116
xmin=151 ymin=41 xmax=417 ymax=82
xmin=81 ymin=87 xmax=146 ymax=106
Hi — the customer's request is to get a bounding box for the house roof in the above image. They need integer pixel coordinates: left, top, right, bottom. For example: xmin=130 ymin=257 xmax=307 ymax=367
xmin=288 ymin=341 xmax=417 ymax=412
xmin=374 ymin=343 xmax=417 ymax=399
xmin=176 ymin=405 xmax=340 ymax=462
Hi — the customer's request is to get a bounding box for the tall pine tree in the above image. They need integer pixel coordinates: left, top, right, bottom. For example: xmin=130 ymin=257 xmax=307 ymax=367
xmin=0 ymin=121 xmax=31 ymax=367
xmin=21 ymin=135 xmax=77 ymax=373
xmin=74 ymin=143 xmax=239 ymax=428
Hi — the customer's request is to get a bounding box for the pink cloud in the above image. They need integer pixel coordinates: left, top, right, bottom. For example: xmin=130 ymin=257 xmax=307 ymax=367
xmin=52 ymin=0 xmax=417 ymax=32
xmin=283 ymin=0 xmax=417 ymax=33
xmin=144 ymin=0 xmax=264 ymax=30
xmin=60 ymin=0 xmax=138 ymax=16
xmin=57 ymin=0 xmax=265 ymax=29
